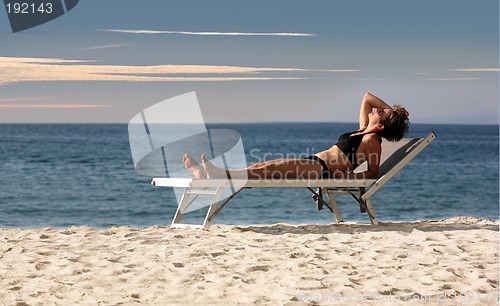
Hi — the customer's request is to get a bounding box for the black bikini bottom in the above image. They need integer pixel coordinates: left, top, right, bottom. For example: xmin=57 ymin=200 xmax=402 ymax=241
xmin=304 ymin=155 xmax=333 ymax=179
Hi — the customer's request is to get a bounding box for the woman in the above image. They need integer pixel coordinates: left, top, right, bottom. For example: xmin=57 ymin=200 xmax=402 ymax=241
xmin=183 ymin=92 xmax=409 ymax=180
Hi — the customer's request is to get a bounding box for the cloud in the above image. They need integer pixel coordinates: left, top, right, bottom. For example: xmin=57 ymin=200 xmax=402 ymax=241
xmin=448 ymin=68 xmax=499 ymax=72
xmin=429 ymin=78 xmax=481 ymax=81
xmin=0 ymin=97 xmax=51 ymax=103
xmin=426 ymin=68 xmax=498 ymax=81
xmin=102 ymin=29 xmax=316 ymax=37
xmin=0 ymin=56 xmax=358 ymax=85
xmin=0 ymin=104 xmax=111 ymax=109
xmin=79 ymin=44 xmax=129 ymax=50
xmin=0 ymin=96 xmax=111 ymax=109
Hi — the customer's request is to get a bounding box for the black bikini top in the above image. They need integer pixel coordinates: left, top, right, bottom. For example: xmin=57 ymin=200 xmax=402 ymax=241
xmin=335 ymin=131 xmax=381 ymax=169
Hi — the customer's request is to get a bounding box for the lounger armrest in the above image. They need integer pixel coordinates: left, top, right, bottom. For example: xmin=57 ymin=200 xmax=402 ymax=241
xmin=152 ymin=178 xmax=194 ymax=187
xmin=151 ymin=178 xmax=377 ymax=188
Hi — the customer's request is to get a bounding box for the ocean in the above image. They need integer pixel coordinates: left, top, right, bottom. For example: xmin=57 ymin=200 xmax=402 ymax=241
xmin=0 ymin=123 xmax=498 ymax=229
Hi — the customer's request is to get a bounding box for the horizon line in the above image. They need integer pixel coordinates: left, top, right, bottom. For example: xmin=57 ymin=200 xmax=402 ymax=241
xmin=0 ymin=121 xmax=497 ymax=126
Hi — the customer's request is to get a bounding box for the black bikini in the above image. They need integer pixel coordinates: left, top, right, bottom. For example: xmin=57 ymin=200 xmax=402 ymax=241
xmin=304 ymin=155 xmax=333 ymax=179
xmin=305 ymin=131 xmax=381 ymax=177
xmin=337 ymin=131 xmax=383 ymax=168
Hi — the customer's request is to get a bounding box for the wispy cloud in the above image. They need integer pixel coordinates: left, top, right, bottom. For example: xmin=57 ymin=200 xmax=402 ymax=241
xmin=448 ymin=68 xmax=499 ymax=72
xmin=102 ymin=29 xmax=316 ymax=37
xmin=0 ymin=56 xmax=358 ymax=85
xmin=0 ymin=104 xmax=111 ymax=109
xmin=0 ymin=96 xmax=111 ymax=109
xmin=79 ymin=44 xmax=129 ymax=50
xmin=426 ymin=67 xmax=498 ymax=81
xmin=0 ymin=97 xmax=51 ymax=103
xmin=429 ymin=78 xmax=481 ymax=81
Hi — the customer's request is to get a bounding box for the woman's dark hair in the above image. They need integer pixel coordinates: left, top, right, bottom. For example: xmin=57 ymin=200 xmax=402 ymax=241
xmin=379 ymin=105 xmax=410 ymax=142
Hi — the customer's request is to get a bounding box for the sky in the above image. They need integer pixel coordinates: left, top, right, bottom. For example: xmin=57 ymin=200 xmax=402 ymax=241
xmin=0 ymin=0 xmax=498 ymax=124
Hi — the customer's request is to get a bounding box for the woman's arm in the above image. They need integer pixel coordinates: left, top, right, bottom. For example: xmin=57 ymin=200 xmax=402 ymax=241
xmin=359 ymin=92 xmax=392 ymax=129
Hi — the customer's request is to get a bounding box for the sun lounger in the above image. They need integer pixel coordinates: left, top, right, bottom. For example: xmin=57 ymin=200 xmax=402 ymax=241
xmin=152 ymin=132 xmax=436 ymax=229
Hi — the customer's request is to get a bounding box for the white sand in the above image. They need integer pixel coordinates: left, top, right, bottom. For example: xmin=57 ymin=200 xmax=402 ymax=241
xmin=0 ymin=217 xmax=498 ymax=305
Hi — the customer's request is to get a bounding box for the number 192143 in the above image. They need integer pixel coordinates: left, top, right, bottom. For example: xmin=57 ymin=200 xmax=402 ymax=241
xmin=5 ymin=2 xmax=53 ymax=14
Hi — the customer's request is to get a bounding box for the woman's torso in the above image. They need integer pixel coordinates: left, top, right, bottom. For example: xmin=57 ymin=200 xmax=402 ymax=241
xmin=315 ymin=131 xmax=380 ymax=172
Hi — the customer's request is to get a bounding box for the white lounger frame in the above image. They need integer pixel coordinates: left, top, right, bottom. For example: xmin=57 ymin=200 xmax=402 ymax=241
xmin=152 ymin=132 xmax=436 ymax=229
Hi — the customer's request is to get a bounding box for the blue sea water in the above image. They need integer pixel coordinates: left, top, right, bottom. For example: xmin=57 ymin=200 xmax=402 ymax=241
xmin=0 ymin=123 xmax=498 ymax=229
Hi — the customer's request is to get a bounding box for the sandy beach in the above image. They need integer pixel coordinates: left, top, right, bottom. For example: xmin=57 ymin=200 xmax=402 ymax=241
xmin=0 ymin=217 xmax=498 ymax=305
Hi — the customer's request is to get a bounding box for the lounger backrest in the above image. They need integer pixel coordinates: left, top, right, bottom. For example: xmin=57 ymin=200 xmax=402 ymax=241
xmin=377 ymin=138 xmax=422 ymax=178
xmin=359 ymin=132 xmax=436 ymax=201
xmin=353 ymin=132 xmax=435 ymax=178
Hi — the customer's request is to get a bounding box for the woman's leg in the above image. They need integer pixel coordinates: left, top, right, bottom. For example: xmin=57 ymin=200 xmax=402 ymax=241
xmin=201 ymin=154 xmax=325 ymax=179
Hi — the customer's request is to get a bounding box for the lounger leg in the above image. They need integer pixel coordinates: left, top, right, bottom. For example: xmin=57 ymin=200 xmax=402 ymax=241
xmin=364 ymin=198 xmax=379 ymax=225
xmin=325 ymin=190 xmax=343 ymax=223
xmin=202 ymin=187 xmax=225 ymax=230
xmin=172 ymin=188 xmax=191 ymax=226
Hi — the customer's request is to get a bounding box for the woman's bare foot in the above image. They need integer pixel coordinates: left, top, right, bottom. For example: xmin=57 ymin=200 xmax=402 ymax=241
xmin=183 ymin=154 xmax=207 ymax=178
xmin=201 ymin=154 xmax=227 ymax=178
